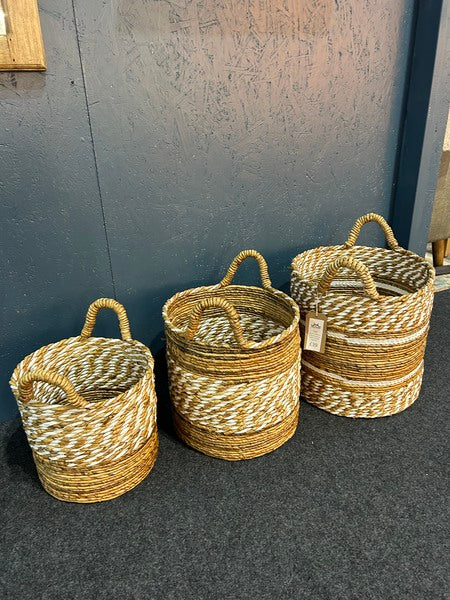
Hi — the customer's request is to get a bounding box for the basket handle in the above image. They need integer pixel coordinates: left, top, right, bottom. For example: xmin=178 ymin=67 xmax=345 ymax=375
xmin=184 ymin=297 xmax=250 ymax=348
xmin=17 ymin=369 xmax=89 ymax=408
xmin=80 ymin=298 xmax=132 ymax=341
xmin=343 ymin=213 xmax=400 ymax=250
xmin=317 ymin=256 xmax=381 ymax=301
xmin=218 ymin=250 xmax=272 ymax=289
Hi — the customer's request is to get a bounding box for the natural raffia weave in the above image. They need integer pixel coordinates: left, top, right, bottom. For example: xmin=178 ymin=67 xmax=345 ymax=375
xmin=163 ymin=250 xmax=301 ymax=460
xmin=10 ymin=298 xmax=158 ymax=503
xmin=291 ymin=213 xmax=435 ymax=418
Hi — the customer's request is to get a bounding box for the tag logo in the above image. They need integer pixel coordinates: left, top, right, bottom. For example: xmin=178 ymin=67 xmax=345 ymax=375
xmin=304 ymin=311 xmax=328 ymax=353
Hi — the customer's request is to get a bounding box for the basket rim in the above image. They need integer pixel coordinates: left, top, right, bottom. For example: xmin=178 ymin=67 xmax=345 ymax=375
xmin=291 ymin=244 xmax=435 ymax=302
xmin=163 ymin=282 xmax=300 ymax=350
xmin=10 ymin=335 xmax=154 ymax=409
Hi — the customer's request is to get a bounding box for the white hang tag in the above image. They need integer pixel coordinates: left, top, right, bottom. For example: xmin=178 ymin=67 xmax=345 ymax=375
xmin=304 ymin=311 xmax=327 ymax=353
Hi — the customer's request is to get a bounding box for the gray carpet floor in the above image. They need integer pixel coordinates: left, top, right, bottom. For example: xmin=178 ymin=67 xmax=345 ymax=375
xmin=1 ymin=291 xmax=449 ymax=600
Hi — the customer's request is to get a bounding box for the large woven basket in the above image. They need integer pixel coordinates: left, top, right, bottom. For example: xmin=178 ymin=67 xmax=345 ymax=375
xmin=291 ymin=213 xmax=435 ymax=418
xmin=10 ymin=298 xmax=158 ymax=503
xmin=163 ymin=250 xmax=301 ymax=460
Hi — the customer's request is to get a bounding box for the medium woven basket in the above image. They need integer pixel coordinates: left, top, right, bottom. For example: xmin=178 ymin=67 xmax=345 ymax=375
xmin=10 ymin=298 xmax=158 ymax=503
xmin=291 ymin=213 xmax=435 ymax=418
xmin=163 ymin=250 xmax=301 ymax=460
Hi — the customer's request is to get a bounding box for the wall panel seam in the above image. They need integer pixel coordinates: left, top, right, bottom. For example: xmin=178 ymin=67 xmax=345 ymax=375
xmin=71 ymin=0 xmax=117 ymax=298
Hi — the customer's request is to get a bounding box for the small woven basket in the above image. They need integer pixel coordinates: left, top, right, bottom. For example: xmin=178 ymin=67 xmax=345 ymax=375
xmin=10 ymin=298 xmax=158 ymax=503
xmin=291 ymin=213 xmax=435 ymax=418
xmin=162 ymin=250 xmax=301 ymax=460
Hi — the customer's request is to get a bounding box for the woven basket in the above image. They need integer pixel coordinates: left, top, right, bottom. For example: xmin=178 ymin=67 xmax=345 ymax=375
xmin=291 ymin=213 xmax=435 ymax=418
xmin=10 ymin=298 xmax=158 ymax=503
xmin=162 ymin=250 xmax=301 ymax=460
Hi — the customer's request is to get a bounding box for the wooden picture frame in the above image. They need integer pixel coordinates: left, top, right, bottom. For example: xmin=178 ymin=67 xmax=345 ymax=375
xmin=0 ymin=0 xmax=46 ymax=70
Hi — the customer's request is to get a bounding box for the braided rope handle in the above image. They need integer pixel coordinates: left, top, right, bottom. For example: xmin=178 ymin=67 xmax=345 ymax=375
xmin=184 ymin=297 xmax=250 ymax=348
xmin=17 ymin=369 xmax=89 ymax=408
xmin=80 ymin=298 xmax=132 ymax=341
xmin=317 ymin=256 xmax=381 ymax=301
xmin=218 ymin=250 xmax=272 ymax=289
xmin=343 ymin=213 xmax=399 ymax=250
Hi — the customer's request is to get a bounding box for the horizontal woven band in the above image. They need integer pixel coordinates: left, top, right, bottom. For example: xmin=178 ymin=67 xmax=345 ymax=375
xmin=173 ymin=404 xmax=299 ymax=460
xmin=166 ymin=327 xmax=300 ymax=380
xmin=299 ymin=319 xmax=429 ymax=347
xmin=168 ymin=357 xmax=301 ymax=434
xmin=302 ymin=359 xmax=423 ymax=388
xmin=291 ymin=244 xmax=434 ymax=334
xmin=10 ymin=336 xmax=157 ymax=467
xmin=301 ymin=367 xmax=423 ymax=418
xmin=34 ymin=429 xmax=158 ymax=503
xmin=300 ymin=316 xmax=427 ymax=382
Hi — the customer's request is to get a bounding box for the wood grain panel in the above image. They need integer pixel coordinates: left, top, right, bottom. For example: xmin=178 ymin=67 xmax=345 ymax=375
xmin=0 ymin=0 xmax=46 ymax=70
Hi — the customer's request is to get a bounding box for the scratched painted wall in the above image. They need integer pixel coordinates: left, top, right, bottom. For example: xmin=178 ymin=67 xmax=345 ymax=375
xmin=0 ymin=0 xmax=415 ymax=419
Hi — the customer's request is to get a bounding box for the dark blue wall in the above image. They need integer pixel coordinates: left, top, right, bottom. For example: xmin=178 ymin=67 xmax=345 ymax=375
xmin=0 ymin=0 xmax=415 ymax=420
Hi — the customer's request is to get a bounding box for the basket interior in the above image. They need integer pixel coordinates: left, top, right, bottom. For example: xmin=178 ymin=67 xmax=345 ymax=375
xmin=12 ymin=338 xmax=151 ymax=405
xmin=293 ymin=245 xmax=433 ymax=297
xmin=166 ymin=285 xmax=296 ymax=347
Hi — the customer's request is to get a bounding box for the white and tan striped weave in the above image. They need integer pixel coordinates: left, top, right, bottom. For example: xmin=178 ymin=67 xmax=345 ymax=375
xmin=163 ymin=250 xmax=301 ymax=460
xmin=291 ymin=213 xmax=435 ymax=418
xmin=10 ymin=298 xmax=158 ymax=503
